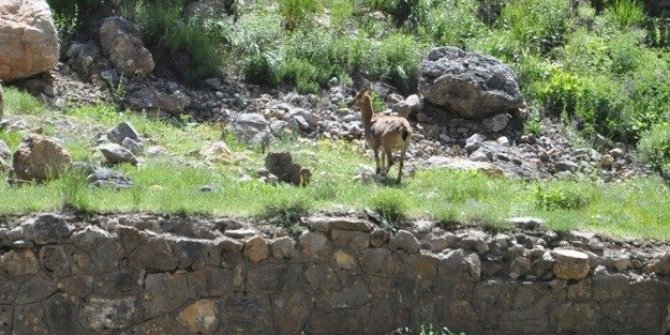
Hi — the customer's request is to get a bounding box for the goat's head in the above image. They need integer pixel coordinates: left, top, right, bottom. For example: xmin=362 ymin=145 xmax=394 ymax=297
xmin=347 ymin=84 xmax=372 ymax=110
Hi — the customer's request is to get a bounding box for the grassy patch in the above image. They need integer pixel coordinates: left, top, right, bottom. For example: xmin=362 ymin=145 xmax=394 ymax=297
xmin=2 ymin=88 xmax=46 ymax=116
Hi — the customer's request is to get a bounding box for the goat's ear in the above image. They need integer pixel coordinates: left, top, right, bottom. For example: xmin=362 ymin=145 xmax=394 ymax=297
xmin=360 ymin=82 xmax=371 ymax=93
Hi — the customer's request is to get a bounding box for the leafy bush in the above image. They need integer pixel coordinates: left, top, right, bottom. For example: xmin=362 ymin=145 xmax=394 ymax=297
xmin=419 ymin=0 xmax=487 ymax=48
xmin=603 ymin=0 xmax=646 ymax=30
xmin=497 ymin=0 xmax=573 ymax=53
xmin=366 ymin=0 xmax=431 ymax=29
xmin=2 ymin=88 xmax=45 ymax=116
xmin=244 ymin=52 xmax=279 ymax=86
xmin=125 ymin=0 xmax=225 ymax=81
xmin=534 ymin=184 xmax=591 ymax=211
xmin=259 ymin=195 xmax=312 ymax=223
xmin=370 ymin=189 xmax=409 ymax=224
xmin=59 ymin=167 xmax=91 ymax=211
xmin=638 ymin=122 xmax=670 ymax=176
xmin=279 ymin=0 xmax=323 ymax=30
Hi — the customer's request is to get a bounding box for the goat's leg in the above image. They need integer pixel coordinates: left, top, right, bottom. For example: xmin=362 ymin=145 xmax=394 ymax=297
xmin=374 ymin=149 xmax=381 ymax=174
xmin=383 ymin=145 xmax=394 ymax=176
xmin=379 ymin=152 xmax=387 ymax=176
xmin=397 ymin=144 xmax=408 ymax=183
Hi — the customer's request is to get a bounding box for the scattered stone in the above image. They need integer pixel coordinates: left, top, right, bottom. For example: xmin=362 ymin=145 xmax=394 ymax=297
xmin=107 ymin=122 xmax=140 ymax=145
xmin=551 ymin=248 xmax=590 ymax=280
xmin=200 ymin=141 xmax=233 ymax=165
xmin=601 ymin=154 xmax=614 ymax=169
xmin=392 ymin=94 xmax=422 ymax=118
xmin=483 ymin=113 xmax=511 ymax=132
xmin=84 ymin=165 xmax=133 ymax=188
xmin=98 ymin=143 xmax=139 ymax=166
xmin=121 ymin=137 xmax=143 ymax=154
xmin=508 ymin=217 xmax=545 ymax=230
xmin=464 ymin=134 xmax=486 ymax=153
xmin=0 ymin=0 xmax=59 ymax=82
xmin=155 ymin=90 xmax=192 ymax=115
xmin=264 ymin=152 xmax=311 ymax=187
xmin=226 ymin=113 xmax=273 ymax=147
xmin=11 ymin=134 xmax=72 ymax=182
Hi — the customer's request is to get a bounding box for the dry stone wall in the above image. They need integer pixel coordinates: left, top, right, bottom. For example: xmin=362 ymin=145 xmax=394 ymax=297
xmin=0 ymin=213 xmax=669 ymax=335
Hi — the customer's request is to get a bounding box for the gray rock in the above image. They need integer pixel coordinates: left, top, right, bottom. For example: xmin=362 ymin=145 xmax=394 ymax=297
xmin=11 ymin=134 xmax=72 ymax=182
xmin=419 ymin=46 xmax=524 ymax=119
xmin=483 ymin=113 xmax=511 ymax=132
xmin=121 ymin=137 xmax=143 ymax=154
xmin=551 ymin=248 xmax=590 ymax=280
xmin=299 ymin=231 xmax=330 ymax=259
xmin=369 ymin=228 xmax=390 ymax=247
xmin=226 ymin=113 xmax=273 ymax=147
xmin=107 ymin=122 xmax=140 ymax=145
xmin=244 ymin=235 xmax=269 ymax=263
xmin=79 ymin=296 xmax=136 ymax=331
xmin=100 ymin=16 xmax=154 ymax=76
xmin=20 ymin=214 xmax=74 ymax=244
xmin=508 ymin=217 xmax=545 ymax=230
xmin=82 ymin=164 xmax=133 ymax=188
xmin=509 ymin=256 xmax=531 ymax=279
xmin=155 ymin=90 xmax=192 ymax=115
xmin=389 ymin=229 xmax=420 ymax=254
xmin=177 ymin=299 xmax=219 ymax=334
xmin=392 ymin=94 xmax=422 ymax=118
xmin=464 ymin=133 xmax=486 ymax=153
xmin=270 ymin=236 xmax=296 ymax=259
xmin=0 ymin=139 xmax=9 ymax=161
xmin=0 ymin=249 xmax=38 ymax=277
xmin=98 ymin=143 xmax=139 ymax=166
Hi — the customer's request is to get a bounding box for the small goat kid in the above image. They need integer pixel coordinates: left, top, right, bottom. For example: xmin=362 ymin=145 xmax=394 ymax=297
xmin=348 ymin=85 xmax=413 ymax=183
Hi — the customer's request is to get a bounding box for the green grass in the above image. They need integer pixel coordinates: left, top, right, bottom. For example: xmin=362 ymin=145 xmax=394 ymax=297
xmin=2 ymin=87 xmax=46 ymax=116
xmin=1 ymin=103 xmax=670 ymax=239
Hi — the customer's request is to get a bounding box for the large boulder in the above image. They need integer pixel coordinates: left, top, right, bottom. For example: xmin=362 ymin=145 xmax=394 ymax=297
xmin=418 ymin=46 xmax=524 ymax=119
xmin=99 ymin=16 xmax=155 ymax=77
xmin=12 ymin=134 xmax=72 ymax=182
xmin=0 ymin=0 xmax=59 ymax=83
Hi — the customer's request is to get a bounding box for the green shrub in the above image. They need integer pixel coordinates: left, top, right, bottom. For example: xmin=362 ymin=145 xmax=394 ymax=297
xmin=279 ymin=0 xmax=323 ymax=30
xmin=370 ymin=189 xmax=409 ymax=224
xmin=59 ymin=167 xmax=91 ymax=211
xmin=125 ymin=0 xmax=225 ymax=81
xmin=243 ymin=52 xmax=279 ymax=86
xmin=535 ymin=67 xmax=584 ymax=118
xmin=419 ymin=0 xmax=487 ymax=48
xmin=609 ymin=31 xmax=645 ymax=74
xmin=534 ymin=184 xmax=591 ymax=211
xmin=645 ymin=18 xmax=670 ymax=48
xmin=259 ymin=195 xmax=312 ymax=223
xmin=638 ymin=122 xmax=670 ymax=176
xmin=498 ymin=0 xmax=573 ymax=53
xmin=603 ymin=0 xmax=645 ymax=30
xmin=371 ymin=33 xmax=423 ymax=93
xmin=366 ymin=0 xmax=431 ymax=29
xmin=2 ymin=88 xmax=45 ymax=116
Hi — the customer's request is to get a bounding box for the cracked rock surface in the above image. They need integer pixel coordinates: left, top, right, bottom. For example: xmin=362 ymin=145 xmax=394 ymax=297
xmin=0 ymin=212 xmax=669 ymax=334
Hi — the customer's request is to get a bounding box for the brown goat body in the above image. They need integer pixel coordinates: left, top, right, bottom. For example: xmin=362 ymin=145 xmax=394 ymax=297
xmin=348 ymin=85 xmax=413 ymax=183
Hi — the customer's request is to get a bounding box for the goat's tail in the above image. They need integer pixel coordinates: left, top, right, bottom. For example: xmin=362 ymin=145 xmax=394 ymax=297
xmin=401 ymin=128 xmax=411 ymax=142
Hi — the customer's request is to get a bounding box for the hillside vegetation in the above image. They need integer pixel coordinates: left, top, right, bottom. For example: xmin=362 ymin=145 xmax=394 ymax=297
xmin=47 ymin=0 xmax=670 ymax=176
